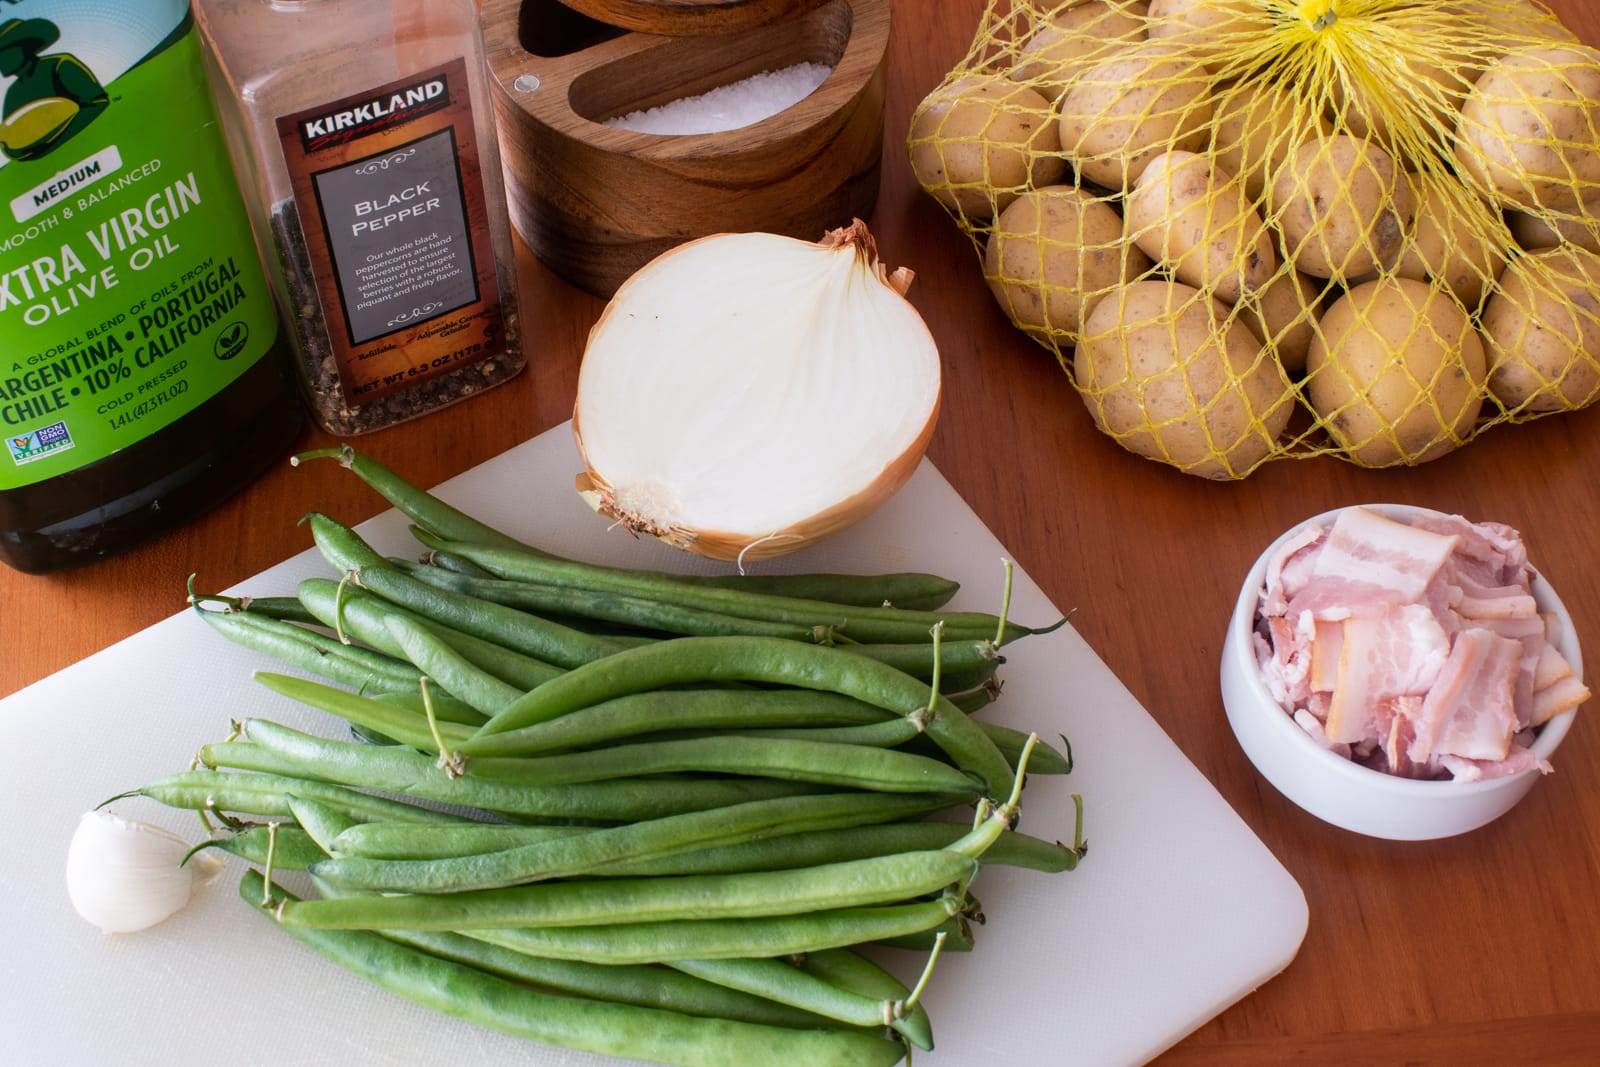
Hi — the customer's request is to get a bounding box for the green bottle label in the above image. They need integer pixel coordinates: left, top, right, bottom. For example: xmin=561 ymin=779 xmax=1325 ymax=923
xmin=0 ymin=1 xmax=280 ymax=490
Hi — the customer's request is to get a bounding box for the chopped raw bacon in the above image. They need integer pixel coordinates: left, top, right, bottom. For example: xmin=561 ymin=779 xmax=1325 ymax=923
xmin=1324 ymin=606 xmax=1451 ymax=744
xmin=1255 ymin=508 xmax=1584 ymax=781
xmin=1534 ymin=643 xmax=1575 ymax=691
xmin=1309 ymin=620 xmax=1343 ymax=693
xmin=1311 ymin=507 xmax=1459 ymax=604
xmin=1294 ymin=709 xmax=1352 ymax=759
xmin=1262 ymin=526 xmax=1325 ymax=615
xmin=1409 ymin=629 xmax=1522 ymax=763
xmin=1439 ymin=747 xmax=1553 ymax=783
xmin=1533 ymin=674 xmax=1591 ymax=727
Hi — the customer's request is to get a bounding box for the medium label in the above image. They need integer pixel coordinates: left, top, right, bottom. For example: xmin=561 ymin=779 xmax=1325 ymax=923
xmin=0 ymin=0 xmax=281 ymax=491
xmin=276 ymin=59 xmax=503 ymax=405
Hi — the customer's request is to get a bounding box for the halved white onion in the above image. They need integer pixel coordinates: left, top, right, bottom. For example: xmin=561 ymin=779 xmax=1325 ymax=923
xmin=574 ymin=222 xmax=942 ymax=562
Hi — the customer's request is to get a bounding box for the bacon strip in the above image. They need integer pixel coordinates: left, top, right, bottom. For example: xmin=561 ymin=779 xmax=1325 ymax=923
xmin=1409 ymin=629 xmax=1522 ymax=763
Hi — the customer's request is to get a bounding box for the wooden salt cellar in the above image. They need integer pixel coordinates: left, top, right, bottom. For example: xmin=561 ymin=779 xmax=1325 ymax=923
xmin=480 ymin=0 xmax=890 ymax=296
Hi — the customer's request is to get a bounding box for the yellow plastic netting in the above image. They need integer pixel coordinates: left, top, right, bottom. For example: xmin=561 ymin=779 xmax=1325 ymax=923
xmin=907 ymin=0 xmax=1600 ymax=478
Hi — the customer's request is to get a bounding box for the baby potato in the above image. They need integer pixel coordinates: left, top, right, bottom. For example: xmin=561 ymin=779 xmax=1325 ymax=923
xmin=1125 ymin=150 xmax=1277 ymax=302
xmin=1009 ymin=1 xmax=1150 ymax=103
xmin=1391 ymin=176 xmax=1508 ymax=312
xmin=1338 ymin=54 xmax=1477 ymax=154
xmin=1239 ymin=269 xmax=1322 ymax=376
xmin=909 ymin=77 xmax=1067 ymax=219
xmin=1211 ymin=85 xmax=1330 ymax=203
xmin=1075 ymin=279 xmax=1293 ymax=478
xmin=1483 ymin=246 xmax=1600 ymax=411
xmin=985 ymin=185 xmax=1152 ymax=342
xmin=1445 ymin=1 xmax=1578 ymax=60
xmin=1509 ymin=201 xmax=1600 ymax=254
xmin=1059 ymin=42 xmax=1215 ymax=190
xmin=1147 ymin=0 xmax=1270 ymax=70
xmin=1307 ymin=278 xmax=1487 ymax=465
xmin=1270 ymin=135 xmax=1415 ymax=281
xmin=1457 ymin=46 xmax=1600 ymax=212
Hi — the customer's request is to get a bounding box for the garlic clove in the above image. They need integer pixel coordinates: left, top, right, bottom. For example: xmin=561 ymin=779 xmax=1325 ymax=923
xmin=66 ymin=810 xmax=223 ymax=935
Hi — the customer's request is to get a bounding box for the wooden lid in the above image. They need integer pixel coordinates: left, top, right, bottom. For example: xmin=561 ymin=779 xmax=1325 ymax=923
xmin=557 ymin=0 xmax=825 ymax=36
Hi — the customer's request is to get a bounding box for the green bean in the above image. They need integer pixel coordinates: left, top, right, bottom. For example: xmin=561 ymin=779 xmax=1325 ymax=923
xmin=598 ymin=821 xmax=1076 ymax=877
xmin=186 ymin=826 xmax=326 ymax=870
xmin=460 ymin=737 xmax=981 ymax=795
xmin=674 ymin=956 xmax=933 ymax=1051
xmin=299 ymin=578 xmax=561 ymax=693
xmin=468 ymin=637 xmax=1015 ymax=800
xmin=375 ymin=926 xmax=844 ymax=1032
xmin=798 ymin=949 xmax=935 ymax=1047
xmin=419 ymin=531 xmax=1031 ymax=645
xmin=254 ymin=672 xmax=475 ymax=751
xmin=333 ymin=822 xmax=592 ymax=860
xmin=282 ymin=850 xmax=976 ymax=933
xmin=306 ymin=514 xmax=620 ymax=669
xmin=243 ymin=717 xmax=829 ymax=823
xmin=679 ymin=573 xmax=958 ymax=612
xmin=311 ymin=792 xmax=951 ymax=892
xmin=294 ymin=447 xmax=958 ymax=610
xmin=108 ymin=769 xmax=460 ymax=824
xmin=399 ymin=559 xmax=1001 ymax=681
xmin=948 ymin=682 xmax=1001 ymax=716
xmin=196 ymin=606 xmax=422 ymax=697
xmin=314 ymin=873 xmax=828 ymax=1030
xmin=382 ymin=615 xmax=523 ymax=716
xmin=397 ymin=561 xmax=827 ymax=642
xmin=468 ymin=897 xmax=962 ymax=965
xmin=875 ymin=919 xmax=974 ymax=953
xmin=286 ymin=795 xmax=361 ymax=852
xmin=232 ymin=594 xmax=323 ymax=625
xmin=294 ymin=447 xmax=532 ymax=551
xmin=425 ymin=549 xmax=498 ymax=578
xmin=718 ymin=720 xmax=1069 ymax=775
xmin=459 ymin=688 xmax=890 ymax=758
xmin=245 ymin=872 xmax=902 ymax=1067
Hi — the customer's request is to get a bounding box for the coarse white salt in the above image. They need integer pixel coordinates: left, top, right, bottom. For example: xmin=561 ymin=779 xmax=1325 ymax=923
xmin=605 ymin=63 xmax=833 ymax=135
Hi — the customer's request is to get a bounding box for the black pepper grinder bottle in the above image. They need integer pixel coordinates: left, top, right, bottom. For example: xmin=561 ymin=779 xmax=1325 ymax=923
xmin=0 ymin=0 xmax=302 ymax=573
xmin=196 ymin=0 xmax=526 ymax=436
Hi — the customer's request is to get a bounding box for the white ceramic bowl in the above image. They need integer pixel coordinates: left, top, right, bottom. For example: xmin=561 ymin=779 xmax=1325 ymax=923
xmin=1221 ymin=503 xmax=1581 ymax=841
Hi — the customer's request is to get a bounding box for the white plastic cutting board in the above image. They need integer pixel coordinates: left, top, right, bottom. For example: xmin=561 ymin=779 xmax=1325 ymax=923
xmin=0 ymin=423 xmax=1306 ymax=1066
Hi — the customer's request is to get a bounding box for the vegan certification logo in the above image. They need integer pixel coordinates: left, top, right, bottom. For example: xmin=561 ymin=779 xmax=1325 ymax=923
xmin=214 ymin=320 xmax=250 ymax=361
xmin=0 ymin=15 xmax=110 ymax=163
xmin=7 ymin=418 xmax=73 ymax=466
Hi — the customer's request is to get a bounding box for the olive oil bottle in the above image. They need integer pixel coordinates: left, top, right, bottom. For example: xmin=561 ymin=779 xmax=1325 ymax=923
xmin=0 ymin=0 xmax=300 ymax=573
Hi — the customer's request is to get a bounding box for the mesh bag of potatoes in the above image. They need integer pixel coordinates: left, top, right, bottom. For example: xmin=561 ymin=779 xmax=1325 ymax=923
xmin=908 ymin=0 xmax=1600 ymax=478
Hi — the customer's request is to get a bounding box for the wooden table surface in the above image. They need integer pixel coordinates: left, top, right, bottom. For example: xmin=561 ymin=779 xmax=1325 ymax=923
xmin=6 ymin=2 xmax=1600 ymax=1063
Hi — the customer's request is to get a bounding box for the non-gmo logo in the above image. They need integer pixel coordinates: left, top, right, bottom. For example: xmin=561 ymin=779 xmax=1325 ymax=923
xmin=6 ymin=418 xmax=74 ymax=466
xmin=214 ymin=320 xmax=249 ymax=361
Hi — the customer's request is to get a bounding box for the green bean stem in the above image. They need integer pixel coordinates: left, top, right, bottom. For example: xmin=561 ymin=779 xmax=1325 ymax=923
xmin=311 ymin=792 xmax=951 ymax=893
xmin=245 ymin=872 xmax=903 ymax=1067
xmin=468 ymin=636 xmax=1015 ymax=801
